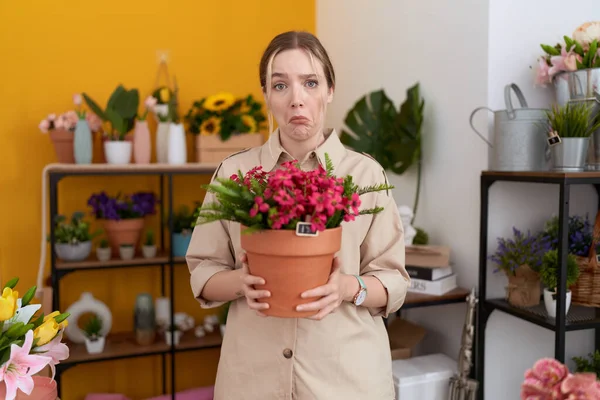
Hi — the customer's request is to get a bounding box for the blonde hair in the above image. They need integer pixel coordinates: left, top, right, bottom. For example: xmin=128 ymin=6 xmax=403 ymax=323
xmin=260 ymin=31 xmax=335 ymax=138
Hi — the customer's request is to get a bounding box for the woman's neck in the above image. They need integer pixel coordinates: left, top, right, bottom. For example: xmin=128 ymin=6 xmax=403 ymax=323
xmin=280 ymin=130 xmax=326 ymax=161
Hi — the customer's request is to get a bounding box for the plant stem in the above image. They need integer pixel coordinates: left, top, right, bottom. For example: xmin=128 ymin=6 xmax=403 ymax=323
xmin=411 ymin=155 xmax=422 ymax=225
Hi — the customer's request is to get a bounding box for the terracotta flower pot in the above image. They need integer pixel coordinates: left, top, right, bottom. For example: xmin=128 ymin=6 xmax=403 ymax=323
xmin=103 ymin=218 xmax=144 ymax=256
xmin=0 ymin=376 xmax=57 ymax=399
xmin=240 ymin=226 xmax=342 ymax=318
xmin=49 ymin=128 xmax=74 ymax=163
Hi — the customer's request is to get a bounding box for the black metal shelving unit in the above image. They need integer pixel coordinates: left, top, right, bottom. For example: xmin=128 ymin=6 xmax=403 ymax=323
xmin=45 ymin=163 xmax=221 ymax=399
xmin=474 ymin=170 xmax=600 ymax=400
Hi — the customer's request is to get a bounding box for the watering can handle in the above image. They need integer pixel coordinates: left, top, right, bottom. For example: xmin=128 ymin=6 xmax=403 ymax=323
xmin=505 ymin=83 xmax=528 ymax=119
xmin=469 ymin=106 xmax=494 ymax=147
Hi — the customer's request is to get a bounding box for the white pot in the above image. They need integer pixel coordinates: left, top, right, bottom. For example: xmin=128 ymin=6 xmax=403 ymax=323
xmin=156 ymin=122 xmax=170 ymax=163
xmin=96 ymin=247 xmax=111 ymax=262
xmin=142 ymin=245 xmax=157 ymax=258
xmin=165 ymin=330 xmax=182 ymax=346
xmin=543 ymin=288 xmax=572 ymax=318
xmin=104 ymin=141 xmax=132 ymax=165
xmin=85 ymin=336 xmax=105 ymax=354
xmin=153 ymin=104 xmax=169 ymax=121
xmin=119 ymin=246 xmax=135 ymax=260
xmin=167 ymin=123 xmax=187 ymax=164
xmin=55 ymin=241 xmax=92 ymax=261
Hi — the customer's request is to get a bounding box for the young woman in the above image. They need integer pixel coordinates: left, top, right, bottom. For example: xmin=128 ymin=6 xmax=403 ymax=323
xmin=186 ymin=30 xmax=410 ymax=400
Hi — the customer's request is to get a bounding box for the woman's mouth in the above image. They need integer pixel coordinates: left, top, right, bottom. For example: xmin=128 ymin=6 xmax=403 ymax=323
xmin=289 ymin=116 xmax=310 ymax=124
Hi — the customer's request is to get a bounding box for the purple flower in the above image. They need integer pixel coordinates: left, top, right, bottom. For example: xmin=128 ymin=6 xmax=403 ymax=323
xmin=489 ymin=227 xmax=552 ymax=275
xmin=542 ymin=214 xmax=594 ymax=257
xmin=88 ymin=191 xmax=159 ymax=221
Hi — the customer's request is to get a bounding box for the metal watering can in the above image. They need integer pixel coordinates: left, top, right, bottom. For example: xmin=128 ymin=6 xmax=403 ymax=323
xmin=469 ymin=83 xmax=550 ymax=171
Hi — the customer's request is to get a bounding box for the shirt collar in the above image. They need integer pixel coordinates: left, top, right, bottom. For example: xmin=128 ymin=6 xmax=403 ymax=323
xmin=259 ymin=128 xmax=347 ymax=173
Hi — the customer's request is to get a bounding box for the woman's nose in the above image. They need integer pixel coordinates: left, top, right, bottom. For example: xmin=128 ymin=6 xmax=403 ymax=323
xmin=291 ymin=86 xmax=304 ymax=108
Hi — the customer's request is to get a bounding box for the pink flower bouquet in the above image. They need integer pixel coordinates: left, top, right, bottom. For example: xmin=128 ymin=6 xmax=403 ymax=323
xmin=521 ymin=357 xmax=600 ymax=399
xmin=535 ymin=22 xmax=600 ymax=86
xmin=39 ymin=93 xmax=103 ymax=134
xmin=194 ymin=154 xmax=393 ymax=233
xmin=0 ymin=277 xmax=70 ymax=400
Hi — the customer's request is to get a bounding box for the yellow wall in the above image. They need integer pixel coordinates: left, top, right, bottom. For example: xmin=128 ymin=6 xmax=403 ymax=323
xmin=0 ymin=1 xmax=314 ymax=399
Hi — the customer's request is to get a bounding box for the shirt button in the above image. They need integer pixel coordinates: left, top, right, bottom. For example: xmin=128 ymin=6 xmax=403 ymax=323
xmin=283 ymin=348 xmax=293 ymax=359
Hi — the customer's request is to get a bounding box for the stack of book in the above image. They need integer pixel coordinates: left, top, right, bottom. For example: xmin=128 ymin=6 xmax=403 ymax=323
xmin=405 ymin=245 xmax=456 ymax=296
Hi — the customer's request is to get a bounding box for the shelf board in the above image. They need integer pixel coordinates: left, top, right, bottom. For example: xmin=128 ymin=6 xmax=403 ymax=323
xmin=45 ymin=162 xmax=220 ymax=177
xmin=55 ymin=253 xmax=187 ymax=271
xmin=481 ymin=170 xmax=600 ymax=185
xmin=64 ymin=330 xmax=222 ymax=366
xmin=403 ymin=287 xmax=471 ymax=309
xmin=486 ymin=298 xmax=600 ymax=332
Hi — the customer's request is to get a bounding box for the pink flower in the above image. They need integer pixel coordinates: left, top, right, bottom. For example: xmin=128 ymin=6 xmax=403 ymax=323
xmin=38 ymin=119 xmax=50 ymax=133
xmin=561 ymin=373 xmax=600 ymax=399
xmin=47 ymin=114 xmax=56 ymax=121
xmin=86 ymin=112 xmax=103 ymax=132
xmin=549 ymin=46 xmax=581 ymax=77
xmin=521 ymin=358 xmax=569 ymax=400
xmin=0 ymin=330 xmax=52 ymax=400
xmin=53 ymin=116 xmax=64 ymax=130
xmin=73 ymin=93 xmax=82 ymax=106
xmin=33 ymin=329 xmax=69 ymax=379
xmin=145 ymin=96 xmax=158 ymax=109
xmin=535 ymin=58 xmax=551 ymax=86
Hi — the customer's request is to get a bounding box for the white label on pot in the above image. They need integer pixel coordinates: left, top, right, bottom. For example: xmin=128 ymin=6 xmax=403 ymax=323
xmin=296 ymin=222 xmax=319 ymax=237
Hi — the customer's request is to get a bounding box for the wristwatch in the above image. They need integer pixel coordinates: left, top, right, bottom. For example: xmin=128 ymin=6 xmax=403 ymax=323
xmin=352 ymin=275 xmax=367 ymax=306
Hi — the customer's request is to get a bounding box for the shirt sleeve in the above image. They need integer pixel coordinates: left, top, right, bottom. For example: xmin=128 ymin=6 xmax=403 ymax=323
xmin=185 ymin=163 xmax=235 ymax=309
xmin=359 ymin=187 xmax=410 ymax=318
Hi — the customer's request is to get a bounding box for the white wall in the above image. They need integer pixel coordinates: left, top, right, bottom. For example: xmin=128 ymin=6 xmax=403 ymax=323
xmin=317 ymin=1 xmax=600 ymax=399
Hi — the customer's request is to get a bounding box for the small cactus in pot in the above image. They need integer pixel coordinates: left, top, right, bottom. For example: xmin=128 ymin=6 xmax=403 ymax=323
xmin=142 ymin=229 xmax=157 ymax=258
xmin=96 ymin=238 xmax=111 ymax=262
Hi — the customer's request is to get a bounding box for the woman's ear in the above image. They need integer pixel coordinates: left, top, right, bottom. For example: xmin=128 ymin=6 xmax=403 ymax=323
xmin=327 ymin=86 xmax=334 ymax=104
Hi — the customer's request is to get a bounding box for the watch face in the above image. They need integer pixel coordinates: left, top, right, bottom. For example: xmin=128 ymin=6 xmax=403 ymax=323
xmin=355 ymin=290 xmax=367 ymax=306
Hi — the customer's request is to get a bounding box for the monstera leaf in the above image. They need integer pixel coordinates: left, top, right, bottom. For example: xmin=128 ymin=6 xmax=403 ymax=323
xmin=340 ymin=83 xmax=424 ymax=175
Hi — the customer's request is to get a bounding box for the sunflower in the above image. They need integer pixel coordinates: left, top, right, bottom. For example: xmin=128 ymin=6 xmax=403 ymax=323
xmin=200 ymin=117 xmax=222 ymax=136
xmin=204 ymin=92 xmax=236 ymax=112
xmin=159 ymin=87 xmax=170 ymax=103
xmin=241 ymin=115 xmax=257 ymax=132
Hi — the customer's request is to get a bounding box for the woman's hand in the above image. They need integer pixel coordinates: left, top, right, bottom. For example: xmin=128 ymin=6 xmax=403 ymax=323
xmin=239 ymin=253 xmax=271 ymax=317
xmin=296 ymin=257 xmax=354 ymax=320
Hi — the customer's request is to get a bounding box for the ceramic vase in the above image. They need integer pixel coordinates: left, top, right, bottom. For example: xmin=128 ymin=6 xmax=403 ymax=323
xmin=55 ymin=241 xmax=92 ymax=262
xmin=74 ymin=119 xmax=93 ymax=164
xmin=167 ymin=123 xmax=187 ymax=164
xmin=133 ymin=120 xmax=152 ymax=164
xmin=156 ymin=122 xmax=170 ymax=163
xmin=134 ymin=293 xmax=156 ymax=346
xmin=64 ymin=292 xmax=112 ymax=343
xmin=172 ymin=232 xmax=192 ymax=257
xmin=240 ymin=225 xmax=342 ymax=318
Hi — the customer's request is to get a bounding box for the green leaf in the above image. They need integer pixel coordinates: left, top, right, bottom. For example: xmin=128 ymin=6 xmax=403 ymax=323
xmin=574 ymin=40 xmax=585 ymax=56
xmin=31 ymin=313 xmax=45 ymax=329
xmin=0 ymin=348 xmax=10 ymax=366
xmin=588 ymin=40 xmax=598 ymax=68
xmin=21 ymin=286 xmax=36 ymax=307
xmin=541 ymin=44 xmax=560 ymax=56
xmin=53 ymin=312 xmax=70 ymax=325
xmin=105 ymin=107 xmax=125 ymax=136
xmin=3 ymin=277 xmax=18 ymax=289
xmin=564 ymin=36 xmax=574 ymax=51
xmin=82 ymin=93 xmax=107 ymax=120
xmin=114 ymin=88 xmax=140 ymax=119
xmin=107 ymin=85 xmax=126 ymax=110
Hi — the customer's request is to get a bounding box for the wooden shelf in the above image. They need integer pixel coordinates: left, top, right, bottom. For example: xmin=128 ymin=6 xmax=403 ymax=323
xmin=55 ymin=253 xmax=187 ymax=271
xmin=46 ymin=162 xmax=220 ymax=176
xmin=65 ymin=330 xmax=222 ymax=365
xmin=403 ymin=287 xmax=471 ymax=309
xmin=481 ymin=170 xmax=600 ymax=185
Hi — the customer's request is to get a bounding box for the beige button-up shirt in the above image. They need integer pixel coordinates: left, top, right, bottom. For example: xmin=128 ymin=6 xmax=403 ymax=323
xmin=186 ymin=129 xmax=410 ymax=400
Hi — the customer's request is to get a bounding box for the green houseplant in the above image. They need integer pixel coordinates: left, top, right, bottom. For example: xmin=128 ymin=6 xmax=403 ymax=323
xmin=83 ymin=314 xmax=105 ymax=354
xmin=49 ymin=211 xmax=102 ymax=262
xmin=142 ymin=229 xmax=157 ymax=259
xmin=545 ymin=102 xmax=600 ymax=171
xmin=339 ymin=83 xmax=427 ymax=243
xmin=539 ymin=248 xmax=580 ymax=317
xmin=573 ymin=350 xmax=600 ymax=379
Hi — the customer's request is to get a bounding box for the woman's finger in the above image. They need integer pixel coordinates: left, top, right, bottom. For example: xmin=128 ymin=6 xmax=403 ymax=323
xmin=309 ymin=302 xmax=338 ymax=321
xmin=301 ymin=283 xmax=337 ymax=299
xmin=296 ymin=292 xmax=338 ymax=312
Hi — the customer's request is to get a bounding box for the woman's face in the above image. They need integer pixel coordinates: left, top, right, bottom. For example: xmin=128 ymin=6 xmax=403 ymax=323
xmin=265 ymin=48 xmax=333 ymax=143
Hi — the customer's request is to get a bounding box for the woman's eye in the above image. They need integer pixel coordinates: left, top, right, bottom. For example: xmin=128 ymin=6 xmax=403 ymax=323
xmin=305 ymin=80 xmax=318 ymax=88
xmin=274 ymin=83 xmax=286 ymax=91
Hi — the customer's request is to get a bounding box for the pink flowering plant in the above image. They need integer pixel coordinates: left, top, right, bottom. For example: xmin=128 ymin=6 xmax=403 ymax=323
xmin=38 ymin=93 xmax=103 ymax=134
xmin=521 ymin=357 xmax=600 ymax=399
xmin=0 ymin=277 xmax=70 ymax=400
xmin=535 ymin=22 xmax=600 ymax=86
xmin=194 ymin=154 xmax=394 ymax=233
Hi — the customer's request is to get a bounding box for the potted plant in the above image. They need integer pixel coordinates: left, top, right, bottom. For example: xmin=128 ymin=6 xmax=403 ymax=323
xmin=489 ymin=227 xmax=551 ymax=307
xmin=83 ymin=314 xmax=105 ymax=354
xmin=151 ymin=86 xmax=173 ymax=163
xmin=119 ymin=243 xmax=135 ymax=260
xmin=339 ymin=83 xmax=429 ymax=244
xmin=142 ymin=229 xmax=157 ymax=258
xmin=164 ymin=77 xmax=187 ymax=165
xmin=521 ymin=357 xmax=600 ymax=398
xmin=541 ymin=214 xmax=594 ymax=257
xmin=96 ymin=238 xmax=111 ymax=262
xmin=539 ymin=249 xmax=580 ymax=318
xmin=82 ymin=85 xmax=140 ymax=165
xmin=164 ymin=322 xmax=183 ymax=346
xmin=185 ymin=92 xmax=266 ymax=162
xmin=88 ymin=191 xmax=158 ymax=256
xmin=133 ymin=96 xmax=158 ymax=164
xmin=0 ymin=277 xmax=70 ymax=399
xmin=544 ymin=102 xmax=600 ymax=171
xmin=573 ymin=350 xmax=600 ymax=378
xmin=49 ymin=211 xmax=102 ymax=262
xmin=194 ymin=154 xmax=394 ymax=318
xmin=172 ymin=205 xmax=197 ymax=257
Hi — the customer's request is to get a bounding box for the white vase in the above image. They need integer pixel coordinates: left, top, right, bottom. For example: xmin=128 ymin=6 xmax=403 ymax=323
xmin=156 ymin=122 xmax=170 ymax=163
xmin=167 ymin=123 xmax=187 ymax=164
xmin=65 ymin=292 xmax=113 ymax=343
xmin=165 ymin=330 xmax=182 ymax=346
xmin=96 ymin=247 xmax=111 ymax=262
xmin=155 ymin=297 xmax=171 ymax=328
xmin=153 ymin=104 xmax=169 ymax=122
xmin=104 ymin=141 xmax=132 ymax=165
xmin=142 ymin=245 xmax=157 ymax=258
xmin=543 ymin=288 xmax=572 ymax=318
xmin=119 ymin=246 xmax=135 ymax=260
xmin=85 ymin=336 xmax=105 ymax=354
